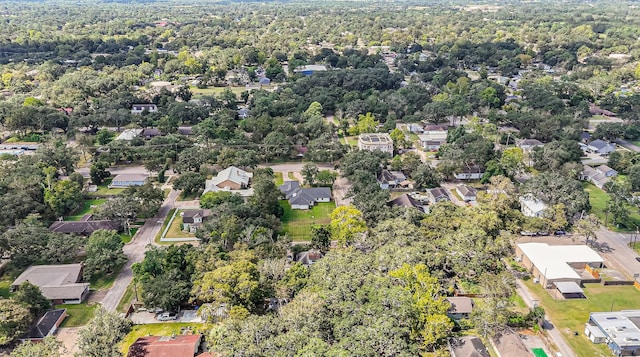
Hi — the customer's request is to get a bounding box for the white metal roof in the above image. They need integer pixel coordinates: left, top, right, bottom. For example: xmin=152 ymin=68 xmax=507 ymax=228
xmin=517 ymin=243 xmax=604 ymax=281
xmin=556 ymin=281 xmax=584 ymax=294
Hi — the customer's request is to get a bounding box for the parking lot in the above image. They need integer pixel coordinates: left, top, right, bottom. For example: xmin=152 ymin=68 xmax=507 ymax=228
xmin=129 ymin=309 xmax=202 ymax=324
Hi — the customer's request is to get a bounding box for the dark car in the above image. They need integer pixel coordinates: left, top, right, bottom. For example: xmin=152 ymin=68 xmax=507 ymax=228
xmin=636 ymin=257 xmax=640 ymax=263
xmin=554 ymin=230 xmax=566 ymax=235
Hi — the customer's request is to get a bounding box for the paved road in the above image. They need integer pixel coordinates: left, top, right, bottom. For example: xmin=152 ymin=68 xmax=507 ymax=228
xmin=515 ymin=280 xmax=576 ymax=357
xmin=259 ymin=162 xmax=336 ymax=172
xmin=593 ymin=227 xmax=640 ymax=279
xmin=76 ymin=164 xmax=150 ymax=179
xmin=616 ymin=139 xmax=640 ymax=153
xmin=100 ymin=189 xmax=180 ymax=312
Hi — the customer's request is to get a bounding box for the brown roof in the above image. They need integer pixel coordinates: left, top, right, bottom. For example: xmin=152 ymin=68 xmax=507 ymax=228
xmin=128 ymin=335 xmax=202 ymax=357
xmin=449 ymin=336 xmax=490 ymax=357
xmin=446 ymin=297 xmax=474 ymax=314
xmin=49 ymin=220 xmax=119 ymax=235
xmin=388 ymin=194 xmax=422 ymax=209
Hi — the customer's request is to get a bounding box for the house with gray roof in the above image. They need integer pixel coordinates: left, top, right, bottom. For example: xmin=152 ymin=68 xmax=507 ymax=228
xmin=377 ymin=170 xmax=406 ymax=189
xmin=448 ymin=336 xmax=490 ymax=357
xmin=587 ymin=139 xmax=616 ymax=156
xmin=581 ymin=165 xmax=616 ymax=189
xmin=49 ymin=220 xmax=120 ymax=236
xmin=387 ymin=193 xmax=425 ymax=213
xmin=456 ymin=185 xmax=477 ymax=201
xmin=181 ymin=209 xmax=211 ymax=233
xmin=428 ymin=187 xmax=449 ymax=204
xmin=109 ymin=174 xmax=148 ymax=188
xmin=12 ymin=264 xmax=89 ymax=304
xmin=517 ymin=138 xmax=544 ymax=152
xmin=21 ymin=309 xmax=67 ymax=342
xmin=278 ymin=181 xmax=332 ymax=210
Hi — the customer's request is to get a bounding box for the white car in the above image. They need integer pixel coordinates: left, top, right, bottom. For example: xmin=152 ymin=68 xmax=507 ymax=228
xmin=157 ymin=312 xmax=178 ymax=321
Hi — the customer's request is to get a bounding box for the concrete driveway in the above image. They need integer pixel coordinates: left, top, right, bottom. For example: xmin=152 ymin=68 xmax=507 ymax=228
xmin=130 ymin=310 xmax=203 ymax=324
xmin=76 ymin=164 xmax=150 ymax=178
xmin=100 ymin=189 xmax=180 ymax=312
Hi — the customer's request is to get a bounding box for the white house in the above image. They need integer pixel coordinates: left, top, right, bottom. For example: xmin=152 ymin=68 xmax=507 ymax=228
xmin=519 ymin=195 xmax=547 ymax=217
xmin=109 ymin=174 xmax=148 ymax=188
xmin=131 ymin=104 xmax=158 ymax=114
xmin=454 ymin=166 xmax=484 ymax=180
xmin=517 ymin=138 xmax=544 ymax=152
xmin=418 ymin=124 xmax=448 ymax=151
xmin=456 ymin=185 xmax=477 ymax=202
xmin=357 ymin=133 xmax=394 ymax=155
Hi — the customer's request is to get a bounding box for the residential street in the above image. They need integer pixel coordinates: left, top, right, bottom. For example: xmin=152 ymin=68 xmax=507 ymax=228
xmin=100 ymin=189 xmax=180 ymax=312
xmin=515 ymin=280 xmax=576 ymax=357
xmin=592 ymin=227 xmax=640 ymax=278
xmin=616 ymin=139 xmax=640 ymax=153
xmin=76 ymin=164 xmax=150 ymax=179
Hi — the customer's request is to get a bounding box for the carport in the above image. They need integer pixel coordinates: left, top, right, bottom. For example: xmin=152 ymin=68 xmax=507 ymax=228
xmin=556 ymin=281 xmax=585 ymax=299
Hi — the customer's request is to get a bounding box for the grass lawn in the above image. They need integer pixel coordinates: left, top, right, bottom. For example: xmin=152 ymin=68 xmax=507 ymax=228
xmin=165 ymin=210 xmax=197 ymax=239
xmin=155 ymin=208 xmax=178 ymax=244
xmin=0 ymin=276 xmax=12 ymax=298
xmin=190 ymin=85 xmax=249 ymax=98
xmin=631 ymin=140 xmax=640 ymax=147
xmin=117 ymin=282 xmax=136 ymax=313
xmin=89 ymin=261 xmax=124 ymax=290
xmin=87 ymin=178 xmax=125 ymax=197
xmin=450 ymin=188 xmax=463 ymax=201
xmin=120 ymin=227 xmax=138 ymax=244
xmin=523 ymin=280 xmax=640 ymax=357
xmin=279 ymin=200 xmax=335 ymax=241
xmin=176 ymin=191 xmax=199 ymax=201
xmin=287 ymin=172 xmax=297 ymax=180
xmin=274 ymin=172 xmax=284 ymax=186
xmin=345 ymin=136 xmax=358 ymax=147
xmin=56 ymin=303 xmax=97 ymax=327
xmin=120 ymin=322 xmax=207 ymax=355
xmin=584 ymin=182 xmax=640 ymax=232
xmin=65 ymin=199 xmax=107 ymax=221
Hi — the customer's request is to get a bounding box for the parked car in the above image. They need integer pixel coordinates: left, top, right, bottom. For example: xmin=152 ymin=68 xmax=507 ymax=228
xmin=635 ymin=257 xmax=640 ymax=263
xmin=520 ymin=231 xmax=537 ymax=236
xmin=554 ymin=230 xmax=566 ymax=235
xmin=157 ymin=312 xmax=178 ymax=321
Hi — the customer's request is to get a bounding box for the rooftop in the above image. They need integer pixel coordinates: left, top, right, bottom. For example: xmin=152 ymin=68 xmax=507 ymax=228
xmin=12 ymin=264 xmax=89 ymax=300
xmin=23 ymin=309 xmax=67 ymax=340
xmin=590 ymin=310 xmax=640 ymax=348
xmin=112 ymin=173 xmax=149 ymax=182
xmin=517 ymin=243 xmax=604 ymax=281
xmin=115 ymin=128 xmax=143 ymax=141
xmin=358 ymin=133 xmax=392 ymax=144
xmin=128 ymin=334 xmax=202 ymax=357
xmin=449 ymin=336 xmax=490 ymax=357
xmin=446 ymin=297 xmax=474 ymax=314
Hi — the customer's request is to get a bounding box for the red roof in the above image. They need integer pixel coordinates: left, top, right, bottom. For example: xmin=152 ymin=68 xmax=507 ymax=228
xmin=197 ymin=353 xmax=214 ymax=357
xmin=128 ymin=334 xmax=202 ymax=357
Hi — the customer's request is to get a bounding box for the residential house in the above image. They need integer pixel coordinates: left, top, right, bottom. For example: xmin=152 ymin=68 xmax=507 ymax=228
xmin=418 ymin=124 xmax=448 ymax=151
xmin=181 ymin=210 xmax=211 ymax=233
xmin=127 ymin=334 xmax=203 ymax=357
xmin=115 ymin=128 xmax=144 ymax=141
xmin=204 ymin=166 xmax=254 ymax=197
xmin=21 ymin=309 xmax=67 ymax=342
xmin=596 ymin=164 xmax=618 ymax=177
xmin=49 ymin=220 xmax=120 ymax=236
xmin=178 ymin=127 xmax=193 ymax=136
xmin=585 ymin=310 xmax=640 ymax=356
xmin=454 ymin=166 xmax=485 ymax=180
xmin=586 ymin=139 xmax=616 ymax=156
xmin=295 ymin=249 xmax=324 ymax=266
xmin=580 ymin=131 xmax=593 ymax=143
xmin=581 ymin=165 xmax=611 ymax=189
xmin=407 ymin=123 xmax=424 ymax=134
xmin=357 ymin=133 xmax=394 ymax=155
xmin=110 ymin=174 xmax=148 ymax=188
xmin=517 ymin=138 xmax=544 ymax=152
xmin=589 ymin=103 xmax=616 ymax=117
xmin=278 ymin=181 xmax=332 ymax=210
xmin=448 ymin=336 xmax=490 ymax=357
xmin=428 ymin=187 xmax=449 ymax=204
xmin=131 ymin=104 xmax=158 ymax=114
xmin=140 ymin=128 xmax=164 ymax=139
xmin=387 ymin=193 xmax=425 ymax=213
xmin=377 ymin=170 xmax=407 ymax=189
xmin=456 ymin=185 xmax=477 ymax=202
xmin=519 ymin=195 xmax=547 ymax=217
xmin=445 ymin=297 xmax=474 ymax=320
xmin=11 ymin=264 xmax=89 ymax=304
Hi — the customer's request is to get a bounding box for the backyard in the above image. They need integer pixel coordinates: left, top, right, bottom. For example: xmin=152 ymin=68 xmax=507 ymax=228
xmin=523 ymin=280 xmax=640 ymax=357
xmin=65 ymin=199 xmax=106 ymax=221
xmin=119 ymin=322 xmax=207 ymax=355
xmin=56 ymin=303 xmax=97 ymax=327
xmin=279 ymin=201 xmax=335 ymax=241
xmin=274 ymin=172 xmax=284 ymax=186
xmin=165 ymin=210 xmax=198 ymax=239
xmin=584 ymin=182 xmax=640 ymax=232
xmin=87 ymin=178 xmax=125 ymax=197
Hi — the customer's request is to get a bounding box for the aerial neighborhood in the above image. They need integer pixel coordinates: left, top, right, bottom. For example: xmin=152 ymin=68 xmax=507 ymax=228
xmin=2 ymin=1 xmax=640 ymax=357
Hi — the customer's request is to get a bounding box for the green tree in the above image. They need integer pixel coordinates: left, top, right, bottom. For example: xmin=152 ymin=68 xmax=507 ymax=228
xmin=13 ymin=282 xmax=51 ymax=317
xmin=90 ymin=161 xmax=111 ymax=185
xmin=193 ymin=259 xmax=262 ymax=312
xmin=389 ymin=128 xmax=406 ymax=151
xmin=389 ymin=263 xmax=452 ymax=351
xmin=83 ymin=230 xmax=127 ymax=281
xmin=412 ymin=164 xmax=440 ymax=189
xmin=44 ymin=180 xmax=83 ymax=218
xmin=76 ymin=308 xmax=131 ymax=357
xmin=316 ymin=170 xmax=337 ymax=186
xmin=329 ymin=205 xmax=367 ymax=247
xmin=10 ymin=336 xmax=62 ymax=357
xmin=200 ymin=191 xmax=244 ymax=209
xmin=95 ymin=130 xmax=115 ymax=145
xmin=574 ymin=214 xmax=600 ymax=245
xmin=301 ymin=163 xmax=319 ymax=186
xmin=173 ymin=172 xmax=205 ymax=197
xmin=0 ymin=298 xmax=31 ymax=345
xmin=310 ymin=225 xmax=331 ymax=252
xmin=249 ymin=168 xmax=283 ymax=218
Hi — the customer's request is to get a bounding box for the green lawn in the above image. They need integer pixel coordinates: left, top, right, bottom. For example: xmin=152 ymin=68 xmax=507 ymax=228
xmin=87 ymin=178 xmax=125 ymax=197
xmin=65 ymin=199 xmax=107 ymax=221
xmin=584 ymin=182 xmax=640 ymax=232
xmin=155 ymin=208 xmax=176 ymax=244
xmin=56 ymin=303 xmax=97 ymax=327
xmin=0 ymin=277 xmax=12 ymax=298
xmin=176 ymin=191 xmax=199 ymax=201
xmin=120 ymin=227 xmax=138 ymax=244
xmin=274 ymin=172 xmax=284 ymax=186
xmin=523 ymin=280 xmax=640 ymax=357
xmin=287 ymin=172 xmax=296 ymax=180
xmin=89 ymin=261 xmax=124 ymax=290
xmin=190 ymin=85 xmax=250 ymax=98
xmin=345 ymin=136 xmax=358 ymax=147
xmin=165 ymin=210 xmax=197 ymax=239
xmin=120 ymin=322 xmax=207 ymax=355
xmin=279 ymin=200 xmax=335 ymax=241
xmin=117 ymin=282 xmax=136 ymax=313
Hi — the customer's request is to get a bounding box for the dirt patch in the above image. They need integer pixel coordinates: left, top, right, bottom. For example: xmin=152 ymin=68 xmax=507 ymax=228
xmin=56 ymin=327 xmax=82 ymax=357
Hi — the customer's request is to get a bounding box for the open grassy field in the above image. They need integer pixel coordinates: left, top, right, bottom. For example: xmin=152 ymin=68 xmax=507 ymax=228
xmin=523 ymin=280 xmax=640 ymax=357
xmin=630 ymin=140 xmax=640 ymax=147
xmin=584 ymin=182 xmax=640 ymax=232
xmin=120 ymin=323 xmax=207 ymax=355
xmin=279 ymin=200 xmax=335 ymax=241
xmin=65 ymin=199 xmax=106 ymax=221
xmin=87 ymin=178 xmax=125 ymax=197
xmin=56 ymin=303 xmax=97 ymax=327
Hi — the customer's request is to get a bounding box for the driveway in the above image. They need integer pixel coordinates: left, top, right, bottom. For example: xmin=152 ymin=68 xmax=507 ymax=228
xmin=100 ymin=189 xmax=180 ymax=312
xmin=76 ymin=164 xmax=150 ymax=179
xmin=57 ymin=327 xmax=81 ymax=357
xmin=332 ymin=175 xmax=352 ymax=207
xmin=129 ymin=310 xmax=203 ymax=324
